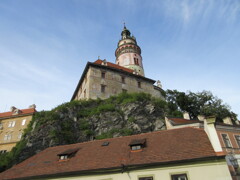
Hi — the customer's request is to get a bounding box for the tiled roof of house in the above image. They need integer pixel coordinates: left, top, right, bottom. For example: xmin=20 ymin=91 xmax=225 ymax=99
xmin=0 ymin=127 xmax=223 ymax=179
xmin=94 ymin=59 xmax=134 ymax=73
xmin=168 ymin=118 xmax=202 ymax=125
xmin=0 ymin=108 xmax=36 ymax=119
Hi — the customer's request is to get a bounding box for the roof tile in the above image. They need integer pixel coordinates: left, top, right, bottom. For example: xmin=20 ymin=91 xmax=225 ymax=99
xmin=0 ymin=108 xmax=36 ymax=119
xmin=0 ymin=127 xmax=221 ymax=179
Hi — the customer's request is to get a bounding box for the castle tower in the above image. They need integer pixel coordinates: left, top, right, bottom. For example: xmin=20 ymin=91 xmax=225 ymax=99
xmin=115 ymin=25 xmax=145 ymax=76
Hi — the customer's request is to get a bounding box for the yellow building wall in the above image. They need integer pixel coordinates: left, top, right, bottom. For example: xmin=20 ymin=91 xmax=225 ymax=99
xmin=0 ymin=114 xmax=32 ymax=152
xmin=50 ymin=160 xmax=231 ymax=180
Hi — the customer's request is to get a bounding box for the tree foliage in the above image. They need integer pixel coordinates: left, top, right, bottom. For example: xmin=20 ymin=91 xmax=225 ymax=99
xmin=166 ymin=89 xmax=238 ymax=123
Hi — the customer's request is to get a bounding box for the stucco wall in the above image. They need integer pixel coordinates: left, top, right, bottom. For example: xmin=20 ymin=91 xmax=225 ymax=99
xmin=50 ymin=160 xmax=231 ymax=180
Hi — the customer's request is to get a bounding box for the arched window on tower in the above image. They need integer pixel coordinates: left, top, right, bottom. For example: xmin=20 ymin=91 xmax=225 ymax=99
xmin=134 ymin=58 xmax=139 ymax=65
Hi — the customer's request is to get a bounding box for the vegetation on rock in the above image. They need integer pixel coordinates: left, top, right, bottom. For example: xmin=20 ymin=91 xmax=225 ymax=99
xmin=0 ymin=92 xmax=166 ymax=172
xmin=0 ymin=90 xmax=237 ymax=172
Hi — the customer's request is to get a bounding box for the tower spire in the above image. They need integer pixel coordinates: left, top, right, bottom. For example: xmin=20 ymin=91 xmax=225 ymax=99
xmin=115 ymin=26 xmax=145 ymax=76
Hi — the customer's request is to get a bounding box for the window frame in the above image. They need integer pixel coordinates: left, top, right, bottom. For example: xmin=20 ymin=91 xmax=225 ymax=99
xmin=8 ymin=121 xmax=16 ymax=128
xmin=101 ymin=71 xmax=106 ymax=79
xmin=137 ymin=81 xmax=141 ymax=88
xmin=18 ymin=132 xmax=23 ymax=139
xmin=171 ymin=173 xmax=188 ymax=180
xmin=221 ymin=133 xmax=232 ymax=148
xmin=121 ymin=76 xmax=125 ymax=84
xmin=22 ymin=119 xmax=26 ymax=126
xmin=4 ymin=134 xmax=12 ymax=141
xmin=234 ymin=135 xmax=240 ymax=148
xmin=138 ymin=175 xmax=154 ymax=180
xmin=101 ymin=84 xmax=106 ymax=93
xmin=122 ymin=89 xmax=127 ymax=93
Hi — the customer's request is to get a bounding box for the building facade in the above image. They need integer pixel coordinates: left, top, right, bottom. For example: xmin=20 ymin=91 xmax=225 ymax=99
xmin=165 ymin=116 xmax=240 ymax=179
xmin=0 ymin=105 xmax=36 ymax=153
xmin=71 ymin=26 xmax=164 ymax=101
xmin=0 ymin=127 xmax=231 ymax=180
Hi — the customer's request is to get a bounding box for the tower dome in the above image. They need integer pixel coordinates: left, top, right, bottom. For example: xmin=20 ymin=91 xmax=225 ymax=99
xmin=115 ymin=25 xmax=145 ymax=76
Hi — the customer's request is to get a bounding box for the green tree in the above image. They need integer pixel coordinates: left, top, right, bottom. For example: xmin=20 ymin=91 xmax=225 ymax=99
xmin=166 ymin=90 xmax=238 ymax=123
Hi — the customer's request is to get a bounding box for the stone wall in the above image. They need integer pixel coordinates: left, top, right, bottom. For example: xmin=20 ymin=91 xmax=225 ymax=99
xmin=75 ymin=66 xmax=164 ymax=101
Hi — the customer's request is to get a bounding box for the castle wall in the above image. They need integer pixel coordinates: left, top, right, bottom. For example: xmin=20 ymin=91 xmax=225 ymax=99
xmin=74 ymin=66 xmax=164 ymax=101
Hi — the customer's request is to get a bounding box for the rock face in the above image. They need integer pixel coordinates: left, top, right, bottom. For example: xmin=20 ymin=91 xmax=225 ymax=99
xmin=1 ymin=93 xmax=166 ymax=170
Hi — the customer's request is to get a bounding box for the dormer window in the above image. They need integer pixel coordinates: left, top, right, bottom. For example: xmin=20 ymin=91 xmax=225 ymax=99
xmin=59 ymin=155 xmax=68 ymax=160
xmin=58 ymin=148 xmax=79 ymax=161
xmin=129 ymin=139 xmax=146 ymax=151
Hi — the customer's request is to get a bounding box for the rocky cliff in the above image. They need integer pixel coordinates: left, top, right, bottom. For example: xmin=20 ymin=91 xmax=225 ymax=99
xmin=0 ymin=93 xmax=166 ymax=171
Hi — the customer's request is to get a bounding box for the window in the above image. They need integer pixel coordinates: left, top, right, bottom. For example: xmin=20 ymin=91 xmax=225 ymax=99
xmin=84 ymin=89 xmax=86 ymax=98
xmin=101 ymin=72 xmax=106 ymax=79
xmin=139 ymin=177 xmax=153 ymax=180
xmin=235 ymin=135 xmax=240 ymax=147
xmin=8 ymin=121 xmax=15 ymax=128
xmin=102 ymin=142 xmax=110 ymax=146
xmin=222 ymin=134 xmax=232 ymax=148
xmin=134 ymin=58 xmax=139 ymax=65
xmin=59 ymin=155 xmax=68 ymax=160
xmin=138 ymin=81 xmax=141 ymax=88
xmin=0 ymin=150 xmax=7 ymax=154
xmin=58 ymin=148 xmax=79 ymax=161
xmin=101 ymin=85 xmax=106 ymax=93
xmin=4 ymin=134 xmax=12 ymax=141
xmin=18 ymin=132 xmax=22 ymax=139
xmin=121 ymin=76 xmax=125 ymax=84
xmin=122 ymin=89 xmax=127 ymax=93
xmin=131 ymin=145 xmax=142 ymax=150
xmin=171 ymin=174 xmax=188 ymax=180
xmin=0 ymin=123 xmax=3 ymax=129
xmin=129 ymin=139 xmax=146 ymax=151
xmin=22 ymin=119 xmax=26 ymax=126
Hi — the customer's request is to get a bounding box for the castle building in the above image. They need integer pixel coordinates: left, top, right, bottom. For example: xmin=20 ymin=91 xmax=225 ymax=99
xmin=0 ymin=105 xmax=36 ymax=153
xmin=71 ymin=26 xmax=164 ymax=101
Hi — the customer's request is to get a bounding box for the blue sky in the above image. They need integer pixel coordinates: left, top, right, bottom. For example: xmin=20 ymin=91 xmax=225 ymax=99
xmin=0 ymin=0 xmax=239 ymax=118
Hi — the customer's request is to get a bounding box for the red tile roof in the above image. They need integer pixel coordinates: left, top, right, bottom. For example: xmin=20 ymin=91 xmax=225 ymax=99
xmin=169 ymin=118 xmax=202 ymax=125
xmin=94 ymin=59 xmax=134 ymax=74
xmin=0 ymin=108 xmax=36 ymax=119
xmin=0 ymin=127 xmax=223 ymax=179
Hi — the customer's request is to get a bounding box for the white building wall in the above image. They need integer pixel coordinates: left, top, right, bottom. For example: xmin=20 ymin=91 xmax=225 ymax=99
xmin=50 ymin=160 xmax=231 ymax=180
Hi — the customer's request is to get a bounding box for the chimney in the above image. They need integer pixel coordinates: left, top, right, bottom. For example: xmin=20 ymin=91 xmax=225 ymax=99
xmin=156 ymin=80 xmax=162 ymax=88
xmin=29 ymin=104 xmax=36 ymax=109
xmin=12 ymin=108 xmax=21 ymax=115
xmin=204 ymin=116 xmax=223 ymax=153
xmin=10 ymin=106 xmax=16 ymax=112
xmin=102 ymin=59 xmax=107 ymax=66
xmin=198 ymin=115 xmax=205 ymax=121
xmin=183 ymin=112 xmax=190 ymax=120
xmin=223 ymin=117 xmax=233 ymax=125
